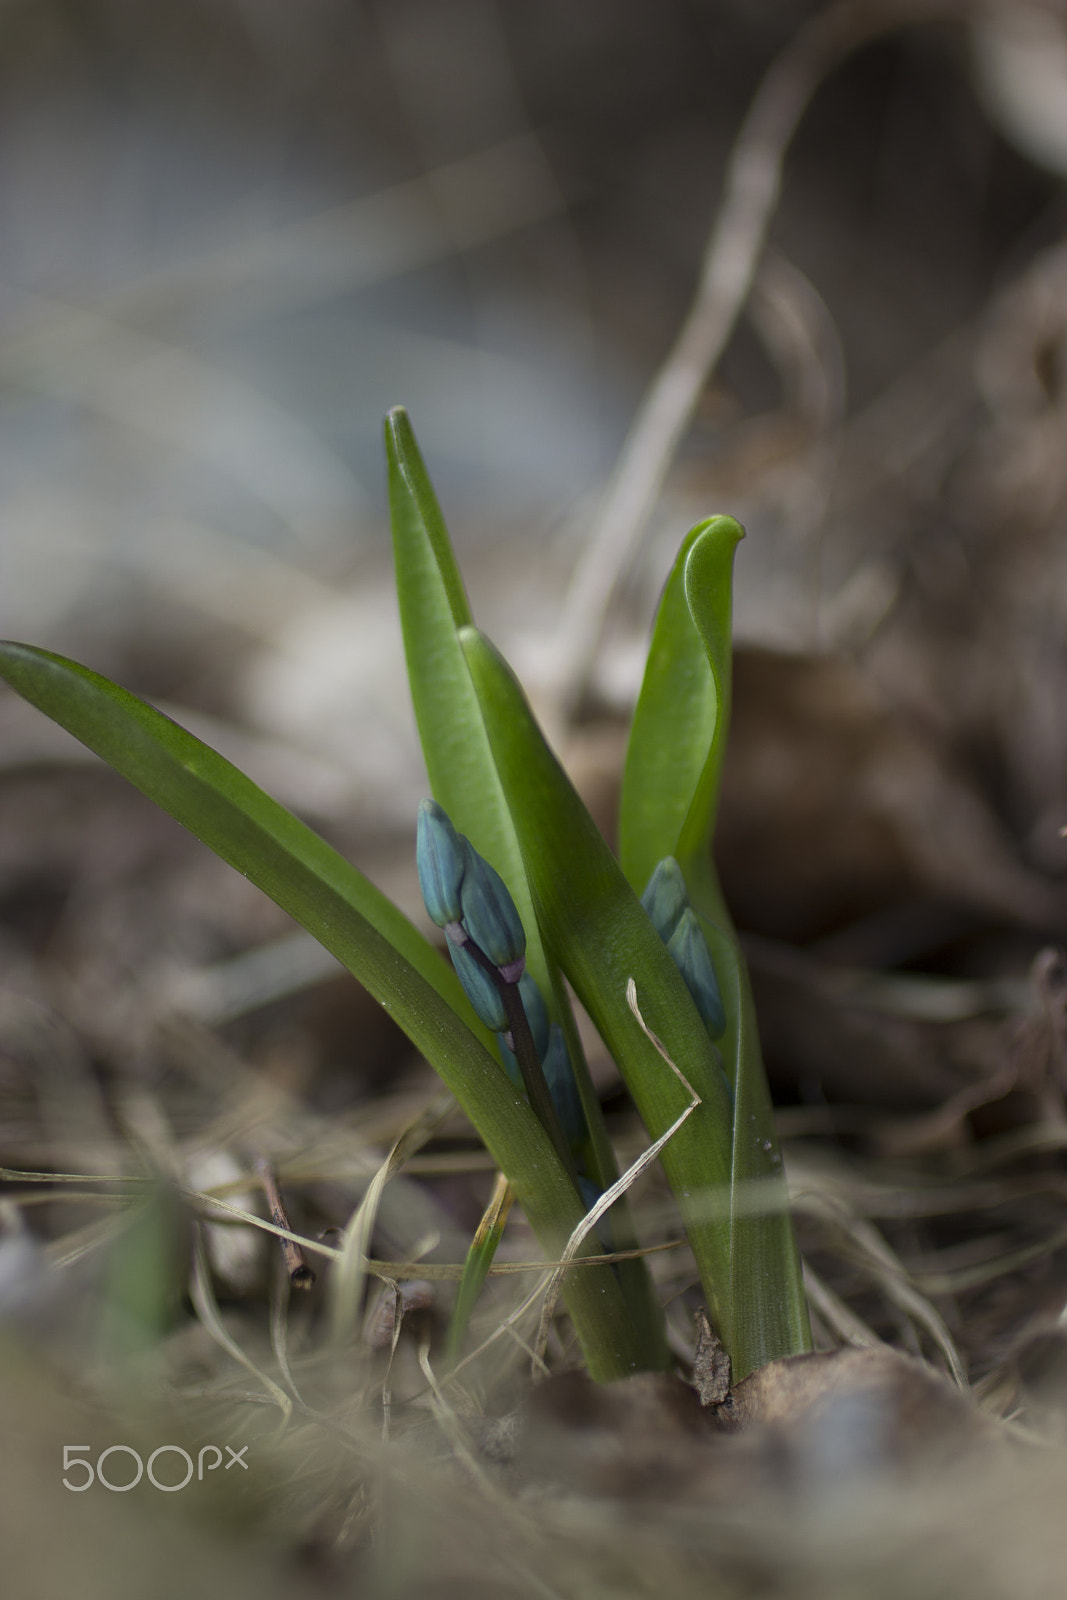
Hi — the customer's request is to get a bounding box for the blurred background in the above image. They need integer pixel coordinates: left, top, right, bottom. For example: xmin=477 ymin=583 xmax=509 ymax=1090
xmin=2 ymin=2 xmax=1067 ymax=1593
xmin=1 ymin=0 xmax=1064 ymax=1046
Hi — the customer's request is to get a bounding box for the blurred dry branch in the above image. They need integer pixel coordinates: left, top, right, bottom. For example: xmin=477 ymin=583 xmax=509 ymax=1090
xmin=550 ymin=0 xmax=982 ymax=717
xmin=2 ymin=1 xmax=1067 ymax=1595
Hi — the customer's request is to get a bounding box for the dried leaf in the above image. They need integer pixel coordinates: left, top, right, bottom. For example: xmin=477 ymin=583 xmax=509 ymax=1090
xmin=692 ymin=1308 xmax=731 ymax=1407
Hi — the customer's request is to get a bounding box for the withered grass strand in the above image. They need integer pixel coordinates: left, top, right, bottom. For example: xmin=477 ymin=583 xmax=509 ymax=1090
xmin=256 ymin=1158 xmax=316 ymax=1289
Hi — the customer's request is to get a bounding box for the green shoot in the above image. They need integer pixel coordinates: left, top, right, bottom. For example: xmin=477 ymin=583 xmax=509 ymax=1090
xmin=620 ymin=517 xmax=811 ymax=1373
xmin=447 ymin=1172 xmax=514 ymax=1364
xmin=0 ymin=411 xmax=811 ymax=1383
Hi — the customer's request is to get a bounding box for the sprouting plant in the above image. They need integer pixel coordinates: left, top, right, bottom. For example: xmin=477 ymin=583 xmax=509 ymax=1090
xmin=0 ymin=406 xmax=810 ymax=1382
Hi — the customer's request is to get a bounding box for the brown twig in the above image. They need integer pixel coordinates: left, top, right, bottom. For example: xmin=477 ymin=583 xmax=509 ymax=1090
xmin=256 ymin=1158 xmax=316 ymax=1289
xmin=550 ymin=0 xmax=979 ymax=718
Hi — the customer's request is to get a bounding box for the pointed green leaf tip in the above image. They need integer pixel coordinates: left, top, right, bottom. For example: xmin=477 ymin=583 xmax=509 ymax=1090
xmin=416 ymin=797 xmax=466 ymax=928
xmin=457 ymin=839 xmax=526 ymax=982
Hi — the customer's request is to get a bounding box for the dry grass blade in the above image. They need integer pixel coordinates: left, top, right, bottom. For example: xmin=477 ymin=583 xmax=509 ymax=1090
xmin=0 ymin=1167 xmax=148 ymax=1186
xmin=797 ymin=1188 xmax=967 ymax=1385
xmin=267 ymin=1260 xmax=307 ymax=1411
xmin=416 ymin=1336 xmax=510 ymax=1502
xmin=913 ymin=1221 xmax=1067 ymax=1295
xmin=803 ymin=1261 xmax=886 ymax=1349
xmin=183 ymin=1186 xmax=341 ymax=1265
xmin=532 ymin=979 xmax=701 ymax=1367
xmin=327 ymin=1091 xmax=455 ymax=1346
xmin=256 ymin=1159 xmax=316 ymax=1289
xmin=188 ymin=1225 xmax=292 ymax=1426
xmin=45 ymin=1211 xmax=135 ymax=1270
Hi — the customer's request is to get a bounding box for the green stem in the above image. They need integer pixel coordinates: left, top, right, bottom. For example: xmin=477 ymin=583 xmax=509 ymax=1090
xmin=499 ymin=984 xmax=583 ymax=1193
xmin=458 ymin=933 xmax=583 ymax=1191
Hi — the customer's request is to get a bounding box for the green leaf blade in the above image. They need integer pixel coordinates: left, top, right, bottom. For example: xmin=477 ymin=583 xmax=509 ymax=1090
xmin=388 ymin=412 xmax=656 ymax=1207
xmin=618 ymin=516 xmax=743 ymax=893
xmin=616 ymin=516 xmax=811 ymax=1375
xmin=0 ymin=639 xmax=654 ymax=1379
xmin=701 ymin=910 xmax=809 ymax=1375
xmin=0 ymin=641 xmax=487 ymax=1048
xmin=460 ymin=624 xmax=740 ymax=1351
xmin=387 ymin=409 xmax=668 ymax=1368
xmin=386 ymin=409 xmax=556 ymax=1007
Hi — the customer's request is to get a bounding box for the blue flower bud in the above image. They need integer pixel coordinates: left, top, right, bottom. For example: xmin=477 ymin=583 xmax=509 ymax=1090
xmin=448 ymin=938 xmax=508 ymax=1033
xmin=458 ymin=840 xmax=526 ymax=982
xmin=666 ymin=908 xmax=726 ymax=1038
xmin=640 ymin=856 xmax=688 ymax=944
xmin=496 ymin=1034 xmax=523 ymax=1090
xmin=517 ymin=972 xmax=550 ymax=1060
xmin=416 ymin=799 xmax=466 ymax=929
xmin=541 ymin=1025 xmax=585 ymax=1148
